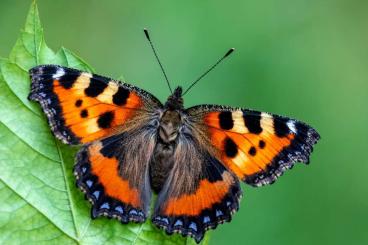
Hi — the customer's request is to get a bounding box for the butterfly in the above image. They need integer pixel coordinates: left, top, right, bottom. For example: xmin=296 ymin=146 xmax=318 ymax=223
xmin=28 ymin=30 xmax=320 ymax=243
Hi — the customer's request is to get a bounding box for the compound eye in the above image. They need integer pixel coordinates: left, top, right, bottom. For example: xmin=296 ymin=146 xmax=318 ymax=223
xmin=148 ymin=118 xmax=159 ymax=128
xmin=152 ymin=119 xmax=160 ymax=127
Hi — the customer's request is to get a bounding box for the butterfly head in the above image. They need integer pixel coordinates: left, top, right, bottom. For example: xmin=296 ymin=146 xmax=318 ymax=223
xmin=164 ymin=86 xmax=183 ymax=110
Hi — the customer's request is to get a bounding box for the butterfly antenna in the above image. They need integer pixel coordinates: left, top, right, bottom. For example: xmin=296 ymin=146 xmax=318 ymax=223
xmin=144 ymin=28 xmax=173 ymax=93
xmin=182 ymin=48 xmax=235 ymax=96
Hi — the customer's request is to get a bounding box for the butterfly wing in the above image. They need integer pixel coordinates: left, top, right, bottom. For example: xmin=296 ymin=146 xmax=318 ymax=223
xmin=152 ymin=128 xmax=242 ymax=243
xmin=29 ymin=65 xmax=162 ymax=144
xmin=75 ymin=128 xmax=157 ymax=223
xmin=152 ymin=104 xmax=319 ymax=242
xmin=29 ymin=65 xmax=162 ymax=222
xmin=187 ymin=105 xmax=320 ymax=186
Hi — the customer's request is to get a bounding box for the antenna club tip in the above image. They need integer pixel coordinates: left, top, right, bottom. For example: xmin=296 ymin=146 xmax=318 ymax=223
xmin=143 ymin=28 xmax=150 ymax=40
xmin=224 ymin=48 xmax=235 ymax=58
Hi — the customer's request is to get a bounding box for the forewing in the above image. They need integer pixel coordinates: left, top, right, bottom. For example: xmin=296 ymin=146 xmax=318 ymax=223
xmin=152 ymin=131 xmax=242 ymax=243
xmin=28 ymin=65 xmax=162 ymax=144
xmin=187 ymin=105 xmax=320 ymax=186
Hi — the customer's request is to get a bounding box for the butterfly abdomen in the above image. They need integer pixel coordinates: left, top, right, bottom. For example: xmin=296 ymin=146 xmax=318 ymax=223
xmin=150 ymin=109 xmax=182 ymax=193
xmin=150 ymin=141 xmax=175 ymax=193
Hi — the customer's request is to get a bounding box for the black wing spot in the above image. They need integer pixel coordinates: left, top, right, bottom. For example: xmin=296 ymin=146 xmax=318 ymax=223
xmin=113 ymin=87 xmax=130 ymax=106
xmin=243 ymin=111 xmax=262 ymax=134
xmin=97 ymin=111 xmax=114 ymax=129
xmin=248 ymin=146 xmax=257 ymax=156
xmin=218 ymin=111 xmax=234 ymax=130
xmin=85 ymin=76 xmax=108 ymax=97
xmin=203 ymin=154 xmax=225 ymax=183
xmin=59 ymin=73 xmax=80 ymax=89
xmin=274 ymin=116 xmax=290 ymax=137
xmin=80 ymin=109 xmax=88 ymax=118
xmin=100 ymin=134 xmax=124 ymax=158
xmin=224 ymin=137 xmax=238 ymax=158
xmin=259 ymin=140 xmax=266 ymax=149
xmin=75 ymin=99 xmax=83 ymax=107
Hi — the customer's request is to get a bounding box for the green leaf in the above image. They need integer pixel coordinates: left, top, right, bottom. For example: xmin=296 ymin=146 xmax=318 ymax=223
xmin=0 ymin=179 xmax=75 ymax=245
xmin=53 ymin=47 xmax=95 ymax=73
xmin=0 ymin=2 xmax=209 ymax=244
xmin=4 ymin=1 xmax=54 ymax=115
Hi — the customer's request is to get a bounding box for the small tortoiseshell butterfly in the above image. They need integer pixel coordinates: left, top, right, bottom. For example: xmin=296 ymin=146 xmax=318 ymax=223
xmin=28 ymin=29 xmax=320 ymax=243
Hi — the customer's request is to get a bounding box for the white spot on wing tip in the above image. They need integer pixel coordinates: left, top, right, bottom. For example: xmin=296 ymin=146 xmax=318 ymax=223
xmin=81 ymin=72 xmax=93 ymax=78
xmin=52 ymin=68 xmax=65 ymax=79
xmin=287 ymin=120 xmax=296 ymax=133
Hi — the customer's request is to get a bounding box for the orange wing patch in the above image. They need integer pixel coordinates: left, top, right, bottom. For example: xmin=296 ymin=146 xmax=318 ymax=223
xmin=53 ymin=76 xmax=142 ymax=143
xmin=152 ymin=154 xmax=242 ymax=244
xmin=163 ymin=171 xmax=234 ymax=216
xmin=208 ymin=127 xmax=294 ymax=177
xmin=87 ymin=142 xmax=140 ymax=208
xmin=74 ymin=139 xmax=147 ymax=223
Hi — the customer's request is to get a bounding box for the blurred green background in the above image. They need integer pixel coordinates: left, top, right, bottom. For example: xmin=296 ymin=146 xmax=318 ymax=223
xmin=1 ymin=0 xmax=367 ymax=244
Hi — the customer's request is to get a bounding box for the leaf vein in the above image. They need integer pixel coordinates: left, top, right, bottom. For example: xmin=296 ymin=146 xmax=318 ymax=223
xmin=0 ymin=177 xmax=78 ymax=243
xmin=0 ymin=120 xmax=60 ymax=164
xmin=54 ymin=139 xmax=81 ymax=243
